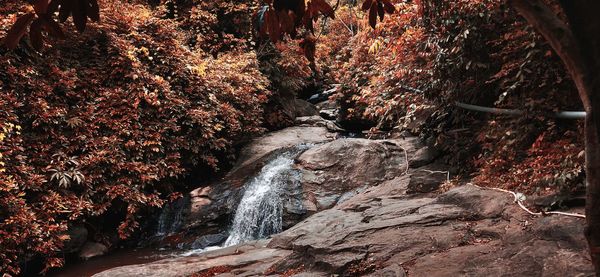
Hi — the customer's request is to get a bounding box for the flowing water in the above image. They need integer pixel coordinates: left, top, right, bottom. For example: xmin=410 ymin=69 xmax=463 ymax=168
xmin=155 ymin=195 xmax=188 ymax=238
xmin=182 ymin=145 xmax=308 ymax=255
xmin=52 ymin=146 xmax=309 ymax=275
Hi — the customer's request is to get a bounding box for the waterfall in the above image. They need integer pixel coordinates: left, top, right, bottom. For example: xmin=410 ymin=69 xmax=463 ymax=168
xmin=155 ymin=196 xmax=188 ymax=237
xmin=181 ymin=146 xmax=307 ymax=256
xmin=223 ymin=146 xmax=306 ymax=246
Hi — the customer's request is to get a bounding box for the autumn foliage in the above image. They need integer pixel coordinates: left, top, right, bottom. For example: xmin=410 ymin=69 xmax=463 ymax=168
xmin=317 ymin=0 xmax=583 ymax=192
xmin=1 ymin=0 xmax=270 ymax=274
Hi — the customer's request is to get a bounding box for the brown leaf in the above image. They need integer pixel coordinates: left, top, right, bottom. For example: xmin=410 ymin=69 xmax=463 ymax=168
xmin=48 ymin=0 xmax=61 ymax=14
xmin=377 ymin=2 xmax=385 ymax=21
xmin=312 ymin=0 xmax=335 ymax=19
xmin=303 ymin=13 xmax=314 ymax=32
xmin=58 ymin=0 xmax=72 ymax=22
xmin=382 ymin=0 xmax=395 ymax=14
xmin=30 ymin=18 xmax=44 ymax=50
xmin=265 ymin=8 xmax=280 ymax=43
xmin=300 ymin=35 xmax=316 ymax=62
xmin=42 ymin=16 xmax=65 ymax=39
xmin=278 ymin=10 xmax=294 ymax=34
xmin=2 ymin=13 xmax=36 ymax=49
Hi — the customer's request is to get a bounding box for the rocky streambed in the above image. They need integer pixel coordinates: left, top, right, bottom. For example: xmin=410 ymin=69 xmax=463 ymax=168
xmin=84 ymin=115 xmax=592 ymax=276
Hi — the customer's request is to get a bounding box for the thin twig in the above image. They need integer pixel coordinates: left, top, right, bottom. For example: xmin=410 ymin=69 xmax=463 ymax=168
xmin=337 ymin=16 xmax=354 ymax=35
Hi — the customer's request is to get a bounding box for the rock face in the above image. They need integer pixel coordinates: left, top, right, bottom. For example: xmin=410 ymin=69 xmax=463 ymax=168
xmin=183 ymin=125 xmax=337 ymax=234
xmin=296 ymin=138 xmax=410 ymax=211
xmin=96 ymin=182 xmax=592 ymax=276
xmin=183 ymin=128 xmax=420 ymax=238
xmin=101 ymin=127 xmax=592 ymax=276
xmin=93 ymin=240 xmax=289 ymax=277
xmin=226 ymin=126 xmax=336 ymax=187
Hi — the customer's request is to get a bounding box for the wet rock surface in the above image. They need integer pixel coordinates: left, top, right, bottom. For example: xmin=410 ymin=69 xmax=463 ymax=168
xmin=98 ymin=125 xmax=593 ymax=276
xmin=183 ymin=125 xmax=337 ymax=233
xmin=79 ymin=242 xmax=109 ymax=260
xmin=182 ymin=123 xmax=417 ymax=239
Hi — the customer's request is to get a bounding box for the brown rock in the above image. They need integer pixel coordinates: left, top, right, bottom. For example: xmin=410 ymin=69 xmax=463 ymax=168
xmin=79 ymin=242 xmax=108 ymax=260
xmin=184 ymin=126 xmax=336 ymax=232
xmin=95 ymin=184 xmax=593 ymax=276
xmin=296 ymin=138 xmax=409 ymax=209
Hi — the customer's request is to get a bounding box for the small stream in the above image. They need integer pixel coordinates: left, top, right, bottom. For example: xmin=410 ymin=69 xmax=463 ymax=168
xmin=52 ymin=145 xmax=309 ymax=276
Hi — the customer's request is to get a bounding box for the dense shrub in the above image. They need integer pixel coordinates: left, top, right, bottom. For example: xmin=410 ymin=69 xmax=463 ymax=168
xmin=318 ymin=0 xmax=584 ymax=192
xmin=0 ymin=0 xmax=269 ymax=274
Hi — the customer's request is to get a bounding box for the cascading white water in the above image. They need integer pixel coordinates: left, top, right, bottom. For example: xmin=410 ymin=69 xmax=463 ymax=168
xmin=223 ymin=147 xmax=304 ymax=246
xmin=181 ymin=146 xmax=306 ymax=256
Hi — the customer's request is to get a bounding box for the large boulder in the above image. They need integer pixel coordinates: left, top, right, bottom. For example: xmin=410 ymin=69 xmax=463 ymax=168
xmin=180 ymin=135 xmax=434 ymax=249
xmin=182 ymin=132 xmax=421 ymax=239
xmin=225 ymin=126 xmax=336 ymax=187
xmin=184 ymin=126 xmax=336 ymax=233
xmin=280 ymin=97 xmax=319 ymax=119
xmin=296 ymin=138 xmax=417 ymax=211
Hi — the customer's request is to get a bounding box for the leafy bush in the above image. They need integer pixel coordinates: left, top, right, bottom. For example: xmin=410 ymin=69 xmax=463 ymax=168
xmin=318 ymin=0 xmax=584 ymax=192
xmin=0 ymin=0 xmax=269 ymax=274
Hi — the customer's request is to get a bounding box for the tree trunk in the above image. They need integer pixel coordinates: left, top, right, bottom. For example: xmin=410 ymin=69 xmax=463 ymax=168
xmin=586 ymin=89 xmax=600 ymax=274
xmin=509 ymin=0 xmax=600 ymax=274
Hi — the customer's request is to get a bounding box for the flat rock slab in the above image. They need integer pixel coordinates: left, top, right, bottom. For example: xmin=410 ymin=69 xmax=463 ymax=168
xmin=96 ymin=184 xmax=593 ymax=276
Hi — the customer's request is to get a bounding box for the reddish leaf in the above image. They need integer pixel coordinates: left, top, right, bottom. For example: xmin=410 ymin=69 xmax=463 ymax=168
xmin=312 ymin=0 xmax=335 ymax=19
xmin=265 ymin=8 xmax=280 ymax=43
xmin=382 ymin=0 xmax=395 ymax=14
xmin=300 ymin=35 xmax=316 ymax=62
xmin=278 ymin=10 xmax=294 ymax=34
xmin=30 ymin=18 xmax=44 ymax=50
xmin=369 ymin=5 xmax=377 ymax=29
xmin=33 ymin=0 xmax=50 ymax=14
xmin=58 ymin=0 xmax=72 ymax=22
xmin=42 ymin=16 xmax=65 ymax=39
xmin=361 ymin=0 xmax=373 ymax=11
xmin=87 ymin=0 xmax=100 ymax=22
xmin=292 ymin=0 xmax=305 ymax=25
xmin=47 ymin=0 xmax=61 ymax=14
xmin=72 ymin=0 xmax=88 ymax=32
xmin=2 ymin=13 xmax=36 ymax=49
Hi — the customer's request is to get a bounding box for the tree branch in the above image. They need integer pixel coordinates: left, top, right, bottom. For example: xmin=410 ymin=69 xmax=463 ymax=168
xmin=509 ymin=0 xmax=591 ymax=111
